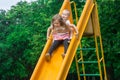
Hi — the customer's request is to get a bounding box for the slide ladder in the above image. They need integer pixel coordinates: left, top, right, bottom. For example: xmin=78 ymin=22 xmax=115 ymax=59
xmin=75 ymin=0 xmax=107 ymax=80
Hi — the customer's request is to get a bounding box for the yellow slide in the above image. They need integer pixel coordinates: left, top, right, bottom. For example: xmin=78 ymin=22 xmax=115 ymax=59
xmin=30 ymin=0 xmax=94 ymax=80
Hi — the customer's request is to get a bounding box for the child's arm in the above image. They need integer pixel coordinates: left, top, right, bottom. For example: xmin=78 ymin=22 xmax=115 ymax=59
xmin=66 ymin=20 xmax=78 ymax=34
xmin=68 ymin=23 xmax=79 ymax=39
xmin=66 ymin=20 xmax=79 ymax=38
xmin=70 ymin=24 xmax=78 ymax=34
xmin=71 ymin=24 xmax=79 ymax=39
xmin=47 ymin=25 xmax=53 ymax=40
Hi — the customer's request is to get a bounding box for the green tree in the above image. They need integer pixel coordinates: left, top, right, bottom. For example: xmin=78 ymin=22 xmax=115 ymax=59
xmin=0 ymin=0 xmax=63 ymax=79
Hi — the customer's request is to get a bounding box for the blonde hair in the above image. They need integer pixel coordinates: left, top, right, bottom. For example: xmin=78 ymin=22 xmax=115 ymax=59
xmin=62 ymin=9 xmax=70 ymax=16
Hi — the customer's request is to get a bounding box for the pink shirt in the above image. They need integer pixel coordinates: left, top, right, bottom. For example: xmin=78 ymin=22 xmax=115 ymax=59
xmin=53 ymin=32 xmax=70 ymax=40
xmin=52 ymin=26 xmax=70 ymax=40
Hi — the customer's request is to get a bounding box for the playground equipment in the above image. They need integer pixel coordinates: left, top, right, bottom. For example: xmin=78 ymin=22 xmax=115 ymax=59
xmin=30 ymin=0 xmax=107 ymax=80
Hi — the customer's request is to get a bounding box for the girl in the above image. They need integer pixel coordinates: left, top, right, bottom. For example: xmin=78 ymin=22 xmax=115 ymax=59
xmin=46 ymin=14 xmax=71 ymax=61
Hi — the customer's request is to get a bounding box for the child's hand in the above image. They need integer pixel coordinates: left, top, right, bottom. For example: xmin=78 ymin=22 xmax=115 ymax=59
xmin=47 ymin=36 xmax=49 ymax=40
xmin=75 ymin=33 xmax=79 ymax=39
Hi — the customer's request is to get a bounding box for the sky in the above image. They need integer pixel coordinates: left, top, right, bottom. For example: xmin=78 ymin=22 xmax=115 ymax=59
xmin=0 ymin=0 xmax=37 ymax=11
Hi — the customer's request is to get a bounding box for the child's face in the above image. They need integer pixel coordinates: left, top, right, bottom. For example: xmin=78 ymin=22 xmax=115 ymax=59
xmin=61 ymin=10 xmax=69 ymax=21
xmin=53 ymin=20 xmax=60 ymax=27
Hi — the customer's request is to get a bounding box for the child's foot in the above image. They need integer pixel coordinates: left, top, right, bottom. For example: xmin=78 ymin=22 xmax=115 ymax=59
xmin=45 ymin=53 xmax=50 ymax=61
xmin=61 ymin=53 xmax=66 ymax=58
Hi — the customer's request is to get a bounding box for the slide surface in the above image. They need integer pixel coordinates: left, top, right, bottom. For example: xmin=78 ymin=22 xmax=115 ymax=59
xmin=30 ymin=0 xmax=95 ymax=80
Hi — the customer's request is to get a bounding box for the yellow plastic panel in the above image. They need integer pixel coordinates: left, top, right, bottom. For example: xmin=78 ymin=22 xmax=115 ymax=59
xmin=83 ymin=17 xmax=94 ymax=36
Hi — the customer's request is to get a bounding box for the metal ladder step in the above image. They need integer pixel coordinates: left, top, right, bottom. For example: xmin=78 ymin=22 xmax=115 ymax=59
xmin=78 ymin=48 xmax=95 ymax=51
xmin=78 ymin=61 xmax=98 ymax=64
xmin=80 ymin=74 xmax=100 ymax=76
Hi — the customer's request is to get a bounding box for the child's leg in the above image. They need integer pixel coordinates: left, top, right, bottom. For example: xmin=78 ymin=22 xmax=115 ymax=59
xmin=46 ymin=40 xmax=61 ymax=61
xmin=48 ymin=40 xmax=61 ymax=55
xmin=68 ymin=31 xmax=73 ymax=43
xmin=63 ymin=39 xmax=69 ymax=54
xmin=61 ymin=39 xmax=69 ymax=58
